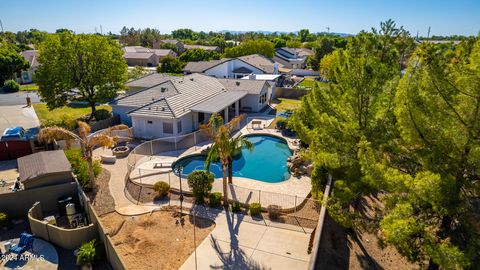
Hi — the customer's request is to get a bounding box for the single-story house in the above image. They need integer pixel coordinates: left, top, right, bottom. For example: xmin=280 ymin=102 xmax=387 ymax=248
xmin=153 ymin=39 xmax=185 ymax=53
xmin=184 ymin=44 xmax=221 ymax=52
xmin=183 ymin=54 xmax=280 ymax=79
xmin=17 ymin=150 xmax=74 ymax=190
xmin=123 ymin=46 xmax=177 ymax=67
xmin=110 ymin=73 xmax=271 ymax=138
xmin=273 ymin=47 xmax=314 ymax=69
xmin=240 ymin=74 xmax=283 ymax=99
xmin=17 ymin=50 xmax=39 ymax=84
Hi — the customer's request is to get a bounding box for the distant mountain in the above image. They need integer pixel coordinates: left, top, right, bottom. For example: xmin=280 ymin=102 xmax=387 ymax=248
xmin=218 ymin=30 xmax=352 ymax=37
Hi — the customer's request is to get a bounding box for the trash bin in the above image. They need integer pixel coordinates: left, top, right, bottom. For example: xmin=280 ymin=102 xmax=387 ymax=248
xmin=57 ymin=196 xmax=72 ymax=216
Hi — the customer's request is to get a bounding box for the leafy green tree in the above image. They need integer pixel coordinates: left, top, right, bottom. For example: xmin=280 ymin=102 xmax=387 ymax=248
xmin=187 ymin=170 xmax=214 ymax=202
xmin=157 ymin=56 xmax=185 ymax=74
xmin=291 ymin=31 xmax=400 ymax=226
xmin=298 ymin=29 xmax=310 ymax=42
xmin=224 ymin=39 xmax=275 ymax=58
xmin=286 ymin=40 xmax=302 ymax=48
xmin=35 ymin=32 xmax=127 ymax=119
xmin=380 ymin=40 xmax=480 ymax=269
xmin=179 ymin=48 xmax=221 ymax=62
xmin=128 ymin=66 xmax=148 ymax=80
xmin=273 ymin=38 xmax=287 ymax=48
xmin=0 ymin=42 xmax=29 ymax=86
xmin=172 ymin=28 xmax=197 ymax=40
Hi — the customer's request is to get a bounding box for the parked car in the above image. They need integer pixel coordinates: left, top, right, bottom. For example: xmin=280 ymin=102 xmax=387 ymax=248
xmin=1 ymin=126 xmax=27 ymax=141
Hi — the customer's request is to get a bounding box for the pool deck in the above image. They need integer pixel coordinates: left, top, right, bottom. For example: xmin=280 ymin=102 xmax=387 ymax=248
xmin=0 ymin=238 xmax=58 ymax=270
xmin=129 ymin=125 xmax=311 ymax=205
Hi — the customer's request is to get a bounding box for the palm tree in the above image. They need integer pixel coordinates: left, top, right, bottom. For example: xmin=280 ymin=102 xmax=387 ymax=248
xmin=202 ymin=113 xmax=253 ymax=206
xmin=38 ymin=121 xmax=131 ymax=188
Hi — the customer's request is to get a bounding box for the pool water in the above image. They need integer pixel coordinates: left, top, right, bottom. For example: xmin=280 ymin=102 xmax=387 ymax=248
xmin=173 ymin=135 xmax=292 ymax=183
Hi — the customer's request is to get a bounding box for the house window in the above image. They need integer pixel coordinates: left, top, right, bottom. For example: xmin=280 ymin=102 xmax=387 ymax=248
xmin=163 ymin=122 xmax=173 ymax=134
xmin=177 ymin=121 xmax=182 ymax=133
xmin=259 ymin=93 xmax=267 ymax=104
xmin=147 ymin=120 xmax=153 ymax=124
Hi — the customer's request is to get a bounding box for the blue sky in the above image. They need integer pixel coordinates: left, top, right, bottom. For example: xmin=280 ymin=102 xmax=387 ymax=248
xmin=1 ymin=0 xmax=479 ymax=36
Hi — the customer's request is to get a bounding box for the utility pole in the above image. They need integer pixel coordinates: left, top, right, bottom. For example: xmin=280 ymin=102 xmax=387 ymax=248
xmin=100 ymin=25 xmax=103 ymax=35
xmin=0 ymin=19 xmax=4 ymax=33
xmin=326 ymin=27 xmax=330 ymax=34
xmin=427 ymin=26 xmax=431 ymax=41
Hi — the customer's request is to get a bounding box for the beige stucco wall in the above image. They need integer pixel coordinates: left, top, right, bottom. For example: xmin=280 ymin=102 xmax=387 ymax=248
xmin=0 ymin=182 xmax=78 ymax=218
xmin=28 ymin=201 xmax=97 ymax=250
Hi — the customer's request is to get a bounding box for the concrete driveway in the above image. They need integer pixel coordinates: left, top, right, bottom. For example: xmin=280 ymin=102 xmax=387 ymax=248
xmin=0 ymin=105 xmax=40 ymax=133
xmin=180 ymin=211 xmax=311 ymax=270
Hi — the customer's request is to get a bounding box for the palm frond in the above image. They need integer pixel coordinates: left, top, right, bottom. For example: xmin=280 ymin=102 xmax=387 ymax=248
xmin=88 ymin=134 xmax=115 ymax=149
xmin=78 ymin=121 xmax=91 ymax=139
xmin=38 ymin=126 xmax=80 ymax=144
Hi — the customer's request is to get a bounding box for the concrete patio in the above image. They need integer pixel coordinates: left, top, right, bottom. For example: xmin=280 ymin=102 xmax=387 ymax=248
xmin=0 ymin=238 xmax=58 ymax=270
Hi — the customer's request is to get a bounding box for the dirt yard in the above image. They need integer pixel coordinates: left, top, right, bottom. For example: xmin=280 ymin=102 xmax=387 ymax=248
xmin=86 ymin=168 xmax=115 ymax=215
xmin=100 ymin=209 xmax=215 ymax=270
xmin=317 ymin=195 xmax=419 ymax=270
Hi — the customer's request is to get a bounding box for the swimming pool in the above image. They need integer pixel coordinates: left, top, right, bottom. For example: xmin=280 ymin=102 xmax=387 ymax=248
xmin=173 ymin=135 xmax=293 ymax=183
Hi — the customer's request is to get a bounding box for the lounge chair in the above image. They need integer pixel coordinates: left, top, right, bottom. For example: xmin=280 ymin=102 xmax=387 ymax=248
xmin=9 ymin=232 xmax=34 ymax=255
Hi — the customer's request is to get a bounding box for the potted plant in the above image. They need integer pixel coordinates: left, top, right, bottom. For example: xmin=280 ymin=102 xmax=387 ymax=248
xmin=76 ymin=239 xmax=96 ymax=270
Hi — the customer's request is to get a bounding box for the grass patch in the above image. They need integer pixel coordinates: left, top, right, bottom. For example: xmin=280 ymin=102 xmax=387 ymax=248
xmin=267 ymin=98 xmax=302 ymax=129
xmin=19 ymin=84 xmax=39 ymax=91
xmin=33 ymin=103 xmax=111 ymax=128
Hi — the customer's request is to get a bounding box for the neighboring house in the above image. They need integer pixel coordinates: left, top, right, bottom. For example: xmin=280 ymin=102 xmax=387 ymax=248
xmin=123 ymin=46 xmax=177 ymax=67
xmin=153 ymin=39 xmax=185 ymax=53
xmin=17 ymin=50 xmax=39 ymax=84
xmin=184 ymin=44 xmax=221 ymax=52
xmin=110 ymin=73 xmax=271 ymax=138
xmin=184 ymin=54 xmax=280 ymax=78
xmin=17 ymin=150 xmax=74 ymax=190
xmin=273 ymin=47 xmax=314 ymax=69
xmin=125 ymin=73 xmax=175 ymax=92
xmin=240 ymin=74 xmax=283 ymax=99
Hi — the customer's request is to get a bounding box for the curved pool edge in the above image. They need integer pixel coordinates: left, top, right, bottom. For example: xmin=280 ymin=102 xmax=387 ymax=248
xmin=171 ymin=133 xmax=295 ymax=184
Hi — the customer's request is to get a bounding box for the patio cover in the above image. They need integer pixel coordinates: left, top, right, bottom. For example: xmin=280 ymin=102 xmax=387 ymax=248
xmin=190 ymin=91 xmax=247 ymax=114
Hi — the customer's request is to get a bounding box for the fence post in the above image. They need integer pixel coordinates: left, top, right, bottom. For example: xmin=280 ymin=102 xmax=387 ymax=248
xmin=258 ymin=190 xmax=261 ymax=205
xmin=194 ymin=132 xmax=197 ymax=150
xmin=150 ymin=141 xmax=153 ymax=157
xmin=295 ymin=195 xmax=297 ymax=213
xmin=168 ymin=172 xmax=171 ymax=187
xmin=136 ymin=185 xmax=141 ymax=205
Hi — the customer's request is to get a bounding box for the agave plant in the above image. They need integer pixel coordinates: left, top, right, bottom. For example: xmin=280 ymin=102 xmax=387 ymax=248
xmin=39 ymin=121 xmax=131 ymax=188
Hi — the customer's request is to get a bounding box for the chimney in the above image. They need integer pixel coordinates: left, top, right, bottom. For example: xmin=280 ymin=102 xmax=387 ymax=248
xmin=235 ymin=81 xmax=240 ymax=86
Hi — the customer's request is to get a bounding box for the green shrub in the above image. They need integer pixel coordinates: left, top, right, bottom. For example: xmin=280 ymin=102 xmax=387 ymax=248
xmin=268 ymin=205 xmax=281 ymax=220
xmin=65 ymin=149 xmax=101 ymax=187
xmin=249 ymin=203 xmax=262 ymax=216
xmin=187 ymin=170 xmax=214 ymax=203
xmin=209 ymin=192 xmax=222 ymax=207
xmin=0 ymin=212 xmax=8 ymax=227
xmin=153 ymin=181 xmax=170 ymax=197
xmin=3 ymin=80 xmax=20 ymax=93
xmin=231 ymin=201 xmax=241 ymax=212
xmin=77 ymin=239 xmax=96 ymax=266
xmin=276 ymin=118 xmax=288 ymax=130
xmin=94 ymin=109 xmax=112 ymax=121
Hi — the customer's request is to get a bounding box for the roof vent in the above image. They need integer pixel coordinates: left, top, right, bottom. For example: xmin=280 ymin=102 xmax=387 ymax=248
xmin=152 ymin=97 xmax=155 ymax=101
xmin=190 ymin=78 xmax=194 ymax=81
xmin=148 ymin=107 xmax=151 ymax=110
xmin=161 ymin=107 xmax=165 ymax=111
xmin=236 ymin=81 xmax=240 ymax=86
xmin=161 ymin=87 xmax=166 ymax=92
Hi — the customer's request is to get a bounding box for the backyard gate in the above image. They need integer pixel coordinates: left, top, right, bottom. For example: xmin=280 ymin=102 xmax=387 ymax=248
xmin=0 ymin=140 xmax=32 ymax=161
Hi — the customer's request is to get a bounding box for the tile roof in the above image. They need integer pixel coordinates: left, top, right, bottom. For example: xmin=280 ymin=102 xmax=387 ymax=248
xmin=123 ymin=52 xmax=154 ymax=59
xmin=123 ymin=46 xmax=175 ymax=59
xmin=125 ymin=73 xmax=176 ymax=88
xmin=191 ymin=91 xmax=247 ymax=113
xmin=20 ymin=50 xmax=39 ymax=68
xmin=128 ymin=74 xmax=231 ymax=118
xmin=237 ymin=54 xmax=276 ymax=73
xmin=183 ymin=58 xmax=232 ymax=73
xmin=218 ymin=79 xmax=267 ymax=95
xmin=114 ymin=80 xmax=179 ymax=107
xmin=184 ymin=44 xmax=220 ymax=51
xmin=18 ymin=150 xmax=71 ymax=182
